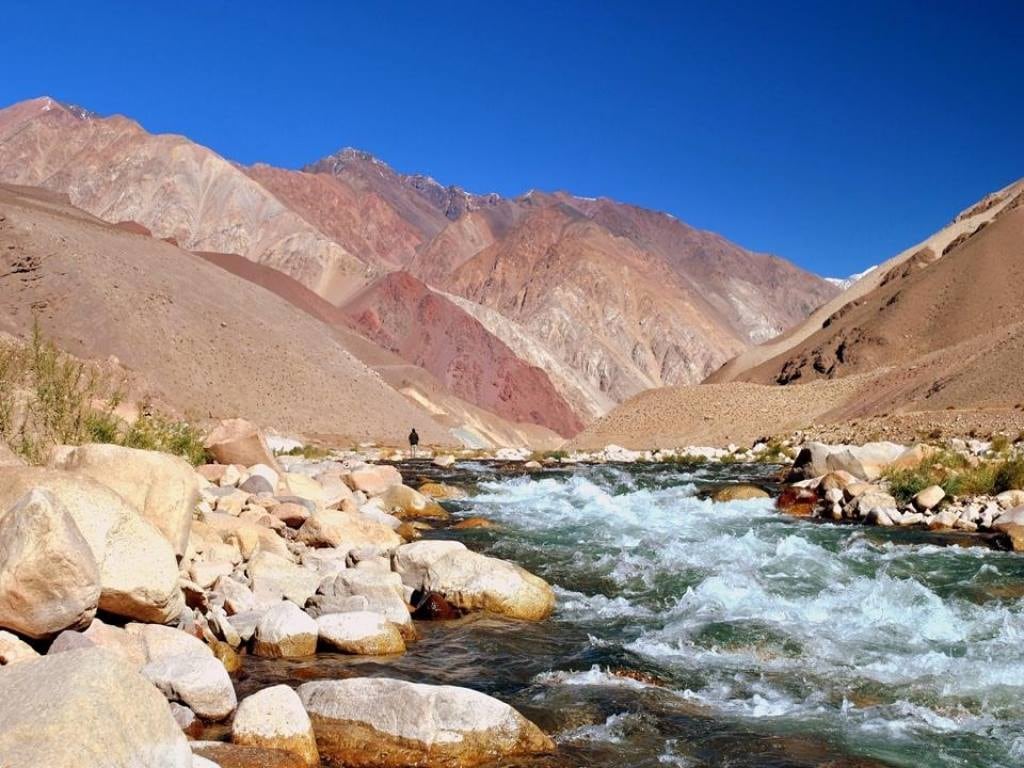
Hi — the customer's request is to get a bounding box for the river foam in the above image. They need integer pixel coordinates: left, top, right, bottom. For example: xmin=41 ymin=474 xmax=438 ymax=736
xmin=465 ymin=465 xmax=1024 ymax=767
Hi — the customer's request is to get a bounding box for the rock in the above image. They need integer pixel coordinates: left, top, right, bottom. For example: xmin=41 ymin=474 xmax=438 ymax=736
xmin=345 ymin=464 xmax=402 ymax=496
xmin=994 ymin=506 xmax=1024 ymax=550
xmin=888 ymin=443 xmax=939 ymax=471
xmin=202 ymin=511 xmax=291 ymax=560
xmin=49 ymin=443 xmax=200 ymax=557
xmin=393 ymin=540 xmax=468 ymax=588
xmin=711 ymin=485 xmax=770 ymax=502
xmin=825 ymin=442 xmax=906 ymax=481
xmin=296 ymin=509 xmax=402 ymax=551
xmin=232 ymin=685 xmax=319 ymax=767
xmin=819 ymin=470 xmax=859 ymax=493
xmin=315 ymin=475 xmax=357 ymax=509
xmin=273 ymin=501 xmax=313 ymax=528
xmin=867 ymin=508 xmax=895 ymax=526
xmin=227 ymin=610 xmax=263 ymax=643
xmin=281 ymin=473 xmax=326 ymax=505
xmin=421 ymin=549 xmax=555 ymax=621
xmin=253 ymin=601 xmax=318 ymax=658
xmin=855 ymin=490 xmax=899 ymax=518
xmin=125 ymin=622 xmax=213 ymax=663
xmin=248 ymin=550 xmax=320 ymax=608
xmin=928 ymin=508 xmax=960 ymax=531
xmin=411 ymin=591 xmax=462 ymax=620
xmin=0 ymin=648 xmax=192 ymax=767
xmin=169 ymin=701 xmax=202 ymax=737
xmin=0 ymin=489 xmax=101 ymax=639
xmin=996 ymin=490 xmax=1024 ymax=509
xmin=913 ymin=485 xmax=946 ymax=512
xmin=210 ymin=638 xmax=242 ymax=672
xmin=191 ymin=558 xmax=236 ymax=589
xmin=142 ymin=653 xmax=237 ymax=721
xmin=192 ymin=742 xmax=308 ymax=768
xmin=240 ymin=474 xmax=275 ymax=495
xmin=823 ymin=487 xmax=844 ymax=504
xmin=432 ymin=455 xmax=456 ymax=468
xmin=205 ymin=419 xmax=280 ymax=469
xmin=418 ymin=481 xmax=468 ymax=500
xmin=788 ymin=442 xmax=833 ymax=480
xmin=776 ymin=486 xmax=818 ymax=517
xmin=358 ymin=499 xmax=404 ymax=530
xmin=317 ymin=569 xmax=413 ymax=636
xmin=0 ymin=629 xmax=38 ymax=665
xmin=214 ymin=575 xmax=257 ymax=615
xmin=316 ymin=611 xmax=406 ymax=655
xmin=298 ymin=677 xmax=554 ymax=767
xmin=899 ymin=511 xmax=925 ymax=526
xmin=0 ymin=467 xmax=184 ymax=623
xmin=452 ymin=517 xmax=499 ymax=530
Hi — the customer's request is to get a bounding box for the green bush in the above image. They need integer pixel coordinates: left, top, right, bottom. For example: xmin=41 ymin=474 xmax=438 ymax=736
xmin=995 ymin=458 xmax=1024 ymax=493
xmin=281 ymin=444 xmax=331 ymax=460
xmin=123 ymin=410 xmax=209 ymax=466
xmin=884 ymin=452 xmax=1023 ymax=505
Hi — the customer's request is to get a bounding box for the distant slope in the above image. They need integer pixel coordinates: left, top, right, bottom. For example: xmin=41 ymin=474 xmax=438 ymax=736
xmin=709 ymin=178 xmax=1024 ymax=383
xmin=0 ymin=183 xmax=454 ymax=445
xmin=340 ymin=271 xmax=583 ymax=437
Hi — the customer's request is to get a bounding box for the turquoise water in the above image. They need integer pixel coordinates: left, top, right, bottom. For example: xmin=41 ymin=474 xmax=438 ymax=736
xmin=238 ymin=462 xmax=1024 ymax=767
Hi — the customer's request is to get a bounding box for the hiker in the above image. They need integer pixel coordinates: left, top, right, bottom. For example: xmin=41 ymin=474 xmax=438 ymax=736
xmin=408 ymin=427 xmax=419 ymax=458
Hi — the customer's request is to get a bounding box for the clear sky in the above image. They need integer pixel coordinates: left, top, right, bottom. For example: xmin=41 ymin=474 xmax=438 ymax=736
xmin=2 ymin=1 xmax=1021 ymax=277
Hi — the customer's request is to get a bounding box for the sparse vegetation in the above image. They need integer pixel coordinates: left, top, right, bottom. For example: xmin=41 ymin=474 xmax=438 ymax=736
xmin=990 ymin=434 xmax=1012 ymax=454
xmin=529 ymin=449 xmax=569 ymax=462
xmin=281 ymin=443 xmax=331 ymax=460
xmin=0 ymin=325 xmax=207 ymax=465
xmin=884 ymin=450 xmax=1024 ymax=505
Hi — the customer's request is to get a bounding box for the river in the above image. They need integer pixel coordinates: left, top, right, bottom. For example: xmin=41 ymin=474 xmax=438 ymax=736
xmin=236 ymin=461 xmax=1024 ymax=767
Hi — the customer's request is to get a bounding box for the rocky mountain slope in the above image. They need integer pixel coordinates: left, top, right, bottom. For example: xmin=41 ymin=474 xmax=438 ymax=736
xmin=0 ymin=183 xmax=456 ymax=445
xmin=575 ymin=179 xmax=1024 ymax=448
xmin=0 ymin=96 xmax=838 ymax=438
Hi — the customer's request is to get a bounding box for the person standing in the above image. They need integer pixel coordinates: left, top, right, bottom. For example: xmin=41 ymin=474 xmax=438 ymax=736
xmin=408 ymin=427 xmax=420 ymax=458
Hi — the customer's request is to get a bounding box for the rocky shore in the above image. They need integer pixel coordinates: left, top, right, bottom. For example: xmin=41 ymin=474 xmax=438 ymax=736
xmin=0 ymin=418 xmax=557 ymax=767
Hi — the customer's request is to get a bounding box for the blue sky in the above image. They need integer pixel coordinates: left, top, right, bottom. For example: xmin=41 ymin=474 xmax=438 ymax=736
xmin=2 ymin=1 xmax=1021 ymax=277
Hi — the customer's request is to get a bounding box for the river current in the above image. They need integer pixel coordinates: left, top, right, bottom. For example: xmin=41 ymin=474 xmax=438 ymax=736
xmin=236 ymin=461 xmax=1024 ymax=767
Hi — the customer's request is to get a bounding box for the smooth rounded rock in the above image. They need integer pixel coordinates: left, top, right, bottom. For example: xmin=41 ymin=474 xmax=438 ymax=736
xmin=232 ymin=684 xmax=319 ymax=767
xmin=142 ymin=652 xmax=237 ymax=721
xmin=253 ymin=601 xmax=318 ymax=658
xmin=316 ymin=611 xmax=406 ymax=655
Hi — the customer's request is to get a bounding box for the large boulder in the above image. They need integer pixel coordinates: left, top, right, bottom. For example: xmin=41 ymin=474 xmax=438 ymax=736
xmin=232 ymin=685 xmax=319 ymax=767
xmin=0 ymin=629 xmax=38 ymax=665
xmin=298 ymin=677 xmax=554 ymax=767
xmin=0 ymin=467 xmax=184 ymax=623
xmin=316 ymin=569 xmax=413 ymax=636
xmin=995 ymin=506 xmax=1024 ymax=551
xmin=297 ymin=509 xmax=402 ymax=551
xmin=396 ymin=542 xmax=554 ymax=621
xmin=253 ymin=601 xmax=318 ymax=658
xmin=49 ymin=443 xmax=200 ymax=557
xmin=316 ymin=611 xmax=406 ymax=655
xmin=0 ymin=648 xmax=192 ymax=767
xmin=125 ymin=622 xmax=213 ymax=663
xmin=142 ymin=653 xmax=237 ymax=721
xmin=344 ymin=464 xmax=402 ymax=496
xmin=248 ymin=551 xmax=320 ymax=608
xmin=201 ymin=511 xmax=291 ymax=560
xmin=825 ymin=442 xmax=907 ymax=481
xmin=0 ymin=489 xmax=100 ymax=639
xmin=205 ymin=418 xmax=280 ymax=471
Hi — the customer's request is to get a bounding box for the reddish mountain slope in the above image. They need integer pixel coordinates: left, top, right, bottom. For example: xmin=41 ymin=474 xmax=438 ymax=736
xmin=340 ymin=271 xmax=583 ymax=437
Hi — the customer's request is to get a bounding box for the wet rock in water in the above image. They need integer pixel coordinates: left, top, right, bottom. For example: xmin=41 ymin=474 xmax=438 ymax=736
xmin=298 ymin=677 xmax=555 ymax=767
xmin=210 ymin=638 xmax=242 ymax=672
xmin=711 ymin=485 xmax=770 ymax=502
xmin=819 ymin=470 xmax=859 ymax=493
xmin=0 ymin=648 xmax=192 ymax=767
xmin=393 ymin=540 xmax=468 ymax=587
xmin=854 ymin=490 xmax=898 ymax=518
xmin=419 ymin=481 xmax=468 ymax=500
xmin=49 ymin=442 xmax=200 ymax=557
xmin=914 ymin=485 xmax=946 ymax=511
xmin=451 ymin=516 xmax=499 ymax=530
xmin=192 ymin=741 xmax=309 ymax=768
xmin=317 ymin=611 xmax=406 ymax=655
xmin=374 ymin=484 xmax=449 ymax=520
xmin=422 ymin=549 xmax=555 ymax=621
xmin=432 ymin=454 xmax=456 ymax=468
xmin=411 ymin=590 xmax=462 ymax=620
xmin=142 ymin=652 xmax=237 ymax=721
xmin=0 ymin=489 xmax=101 ymax=639
xmin=0 ymin=629 xmax=38 ymax=665
xmin=994 ymin=506 xmax=1024 ymax=550
xmin=928 ymin=508 xmax=960 ymax=531
xmin=205 ymin=418 xmax=281 ymax=471
xmin=232 ymin=685 xmax=319 ymax=767
xmin=776 ymin=487 xmax=818 ymax=517
xmin=168 ymin=701 xmax=203 ymax=737
xmin=253 ymin=601 xmax=318 ymax=658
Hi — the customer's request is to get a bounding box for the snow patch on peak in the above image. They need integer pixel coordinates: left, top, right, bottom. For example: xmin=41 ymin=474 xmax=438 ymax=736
xmin=825 ymin=265 xmax=877 ymax=290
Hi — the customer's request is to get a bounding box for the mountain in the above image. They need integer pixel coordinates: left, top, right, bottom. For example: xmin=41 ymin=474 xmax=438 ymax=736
xmin=0 ymin=183 xmax=453 ymax=445
xmin=573 ymin=179 xmax=1024 ymax=448
xmin=0 ymin=96 xmax=838 ymax=439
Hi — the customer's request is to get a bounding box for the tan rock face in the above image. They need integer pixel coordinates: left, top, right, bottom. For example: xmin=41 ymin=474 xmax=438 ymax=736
xmin=0 ymin=647 xmax=192 ymax=768
xmin=711 ymin=485 xmax=770 ymax=502
xmin=253 ymin=601 xmax=318 ymax=658
xmin=374 ymin=484 xmax=449 ymax=520
xmin=0 ymin=489 xmax=100 ymax=639
xmin=0 ymin=629 xmax=39 ymax=665
xmin=316 ymin=611 xmax=406 ymax=655
xmin=0 ymin=469 xmax=186 ymax=624
xmin=205 ymin=419 xmax=281 ymax=470
xmin=49 ymin=443 xmax=199 ymax=557
xmin=232 ymin=685 xmax=319 ymax=768
xmin=296 ymin=509 xmax=403 ymax=551
xmin=298 ymin=677 xmax=555 ymax=767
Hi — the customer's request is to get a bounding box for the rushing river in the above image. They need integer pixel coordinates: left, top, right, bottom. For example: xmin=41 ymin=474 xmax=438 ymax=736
xmin=236 ymin=461 xmax=1024 ymax=767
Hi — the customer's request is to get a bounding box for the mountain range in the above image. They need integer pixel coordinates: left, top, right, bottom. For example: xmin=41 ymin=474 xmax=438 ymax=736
xmin=0 ymin=96 xmax=840 ymax=445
